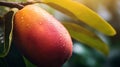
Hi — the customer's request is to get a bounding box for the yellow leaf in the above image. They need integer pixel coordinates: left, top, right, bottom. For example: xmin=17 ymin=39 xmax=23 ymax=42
xmin=41 ymin=0 xmax=116 ymax=36
xmin=62 ymin=22 xmax=109 ymax=56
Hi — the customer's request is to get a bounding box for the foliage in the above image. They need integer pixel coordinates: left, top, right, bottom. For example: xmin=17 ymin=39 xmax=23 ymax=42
xmin=0 ymin=0 xmax=117 ymax=67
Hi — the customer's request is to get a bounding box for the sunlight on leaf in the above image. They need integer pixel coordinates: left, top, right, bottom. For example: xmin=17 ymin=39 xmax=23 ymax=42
xmin=41 ymin=0 xmax=116 ymax=36
xmin=62 ymin=22 xmax=109 ymax=56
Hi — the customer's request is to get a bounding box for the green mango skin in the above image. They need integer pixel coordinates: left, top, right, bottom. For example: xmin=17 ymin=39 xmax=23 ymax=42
xmin=13 ymin=5 xmax=73 ymax=67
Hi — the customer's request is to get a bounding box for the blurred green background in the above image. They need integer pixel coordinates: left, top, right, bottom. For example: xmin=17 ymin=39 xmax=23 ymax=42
xmin=0 ymin=0 xmax=120 ymax=67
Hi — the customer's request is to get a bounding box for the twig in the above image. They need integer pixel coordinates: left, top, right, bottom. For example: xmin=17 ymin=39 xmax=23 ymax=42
xmin=0 ymin=1 xmax=24 ymax=9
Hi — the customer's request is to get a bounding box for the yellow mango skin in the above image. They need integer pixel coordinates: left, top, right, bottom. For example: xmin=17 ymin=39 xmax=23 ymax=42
xmin=13 ymin=5 xmax=73 ymax=67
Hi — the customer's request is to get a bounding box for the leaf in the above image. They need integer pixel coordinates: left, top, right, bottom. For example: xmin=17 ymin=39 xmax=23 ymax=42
xmin=0 ymin=16 xmax=2 ymax=23
xmin=0 ymin=11 xmax=14 ymax=57
xmin=0 ymin=8 xmax=18 ymax=57
xmin=62 ymin=22 xmax=109 ymax=56
xmin=41 ymin=0 xmax=116 ymax=36
xmin=0 ymin=16 xmax=4 ymax=27
xmin=0 ymin=43 xmax=26 ymax=67
xmin=23 ymin=57 xmax=36 ymax=67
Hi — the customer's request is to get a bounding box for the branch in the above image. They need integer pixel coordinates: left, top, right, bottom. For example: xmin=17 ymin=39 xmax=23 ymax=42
xmin=0 ymin=1 xmax=24 ymax=9
xmin=0 ymin=1 xmax=43 ymax=9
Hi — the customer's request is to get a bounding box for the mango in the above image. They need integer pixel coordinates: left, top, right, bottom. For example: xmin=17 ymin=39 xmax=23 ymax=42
xmin=13 ymin=5 xmax=73 ymax=67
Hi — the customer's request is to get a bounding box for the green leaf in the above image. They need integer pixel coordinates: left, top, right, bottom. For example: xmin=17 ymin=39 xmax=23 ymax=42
xmin=0 ymin=11 xmax=14 ymax=57
xmin=0 ymin=16 xmax=4 ymax=27
xmin=23 ymin=57 xmax=36 ymax=67
xmin=62 ymin=22 xmax=109 ymax=56
xmin=0 ymin=8 xmax=18 ymax=57
xmin=41 ymin=0 xmax=116 ymax=36
xmin=0 ymin=43 xmax=26 ymax=67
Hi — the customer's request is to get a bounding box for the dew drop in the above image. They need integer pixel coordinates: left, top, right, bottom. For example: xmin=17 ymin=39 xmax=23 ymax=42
xmin=26 ymin=24 xmax=30 ymax=28
xmin=21 ymin=17 xmax=23 ymax=19
xmin=39 ymin=22 xmax=42 ymax=25
xmin=20 ymin=17 xmax=24 ymax=23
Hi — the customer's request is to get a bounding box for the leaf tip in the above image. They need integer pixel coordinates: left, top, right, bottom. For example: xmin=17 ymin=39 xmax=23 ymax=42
xmin=107 ymin=27 xmax=117 ymax=36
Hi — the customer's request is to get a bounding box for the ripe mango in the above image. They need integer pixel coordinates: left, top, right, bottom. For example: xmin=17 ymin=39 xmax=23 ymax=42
xmin=13 ymin=5 xmax=73 ymax=67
